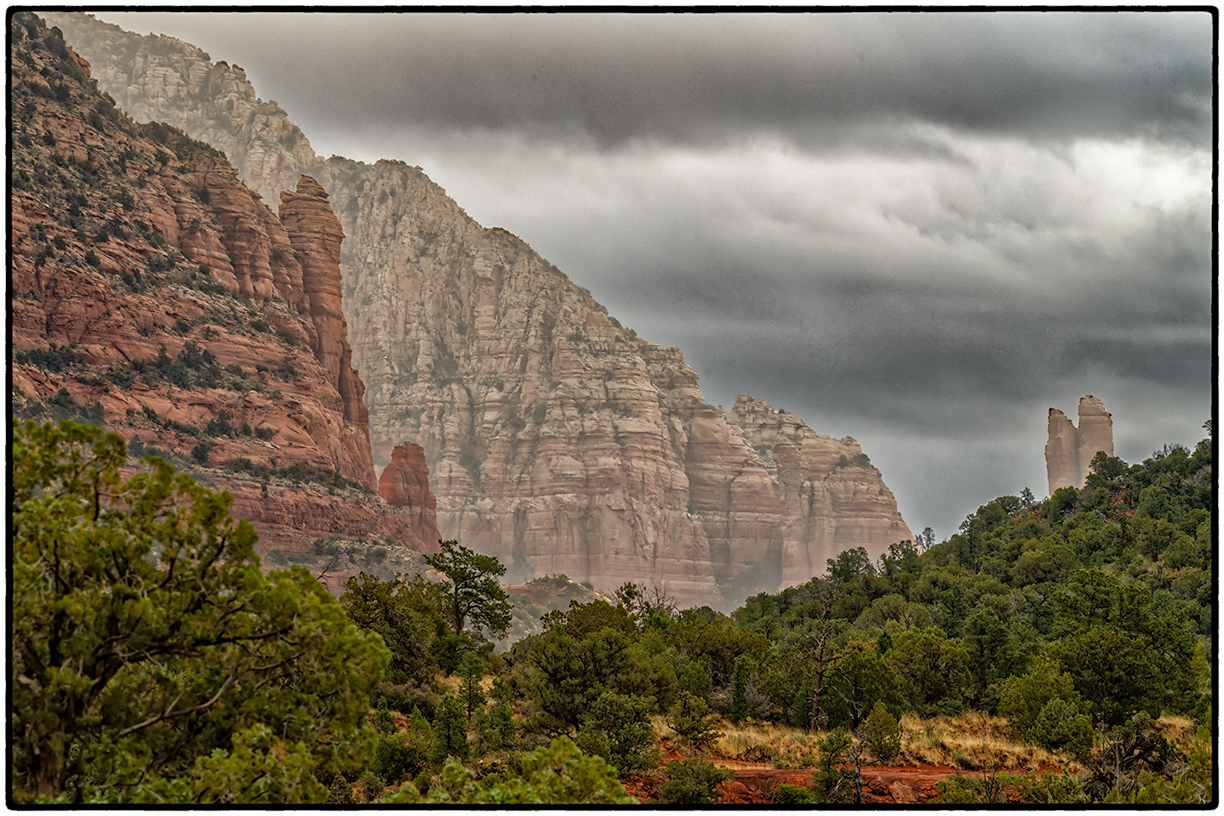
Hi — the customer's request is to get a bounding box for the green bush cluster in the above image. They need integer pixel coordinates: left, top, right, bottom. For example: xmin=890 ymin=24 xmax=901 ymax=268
xmin=222 ymin=456 xmax=365 ymax=491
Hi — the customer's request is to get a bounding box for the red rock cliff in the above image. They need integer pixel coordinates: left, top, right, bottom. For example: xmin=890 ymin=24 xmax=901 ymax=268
xmin=10 ymin=14 xmax=393 ymax=561
xmin=279 ymin=175 xmax=375 ymax=490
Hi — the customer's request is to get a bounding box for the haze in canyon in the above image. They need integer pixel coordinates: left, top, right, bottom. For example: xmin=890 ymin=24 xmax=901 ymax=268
xmin=83 ymin=10 xmax=1214 ymax=539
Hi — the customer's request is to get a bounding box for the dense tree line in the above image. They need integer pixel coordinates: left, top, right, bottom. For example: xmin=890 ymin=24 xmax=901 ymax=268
xmin=329 ymin=425 xmax=1211 ymax=803
xmin=12 ymin=418 xmax=1211 ymax=803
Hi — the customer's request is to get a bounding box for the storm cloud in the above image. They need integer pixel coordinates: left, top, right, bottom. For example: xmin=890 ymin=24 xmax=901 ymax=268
xmin=96 ymin=10 xmax=1215 ymax=539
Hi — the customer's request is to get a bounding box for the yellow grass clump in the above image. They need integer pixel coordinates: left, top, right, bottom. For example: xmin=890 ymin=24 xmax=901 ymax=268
xmin=899 ymin=711 xmax=1078 ymax=773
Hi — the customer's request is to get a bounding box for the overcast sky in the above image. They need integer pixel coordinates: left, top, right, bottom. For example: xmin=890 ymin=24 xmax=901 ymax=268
xmin=95 ymin=10 xmax=1215 ymax=542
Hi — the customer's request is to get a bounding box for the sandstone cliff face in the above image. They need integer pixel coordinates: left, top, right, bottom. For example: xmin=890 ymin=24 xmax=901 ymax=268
xmin=379 ymin=443 xmax=441 ymax=547
xmin=309 ymin=155 xmax=912 ymax=604
xmin=10 ymin=14 xmax=377 ymax=550
xmin=48 ymin=12 xmax=915 ymax=606
xmin=730 ymin=396 xmax=913 ymax=587
xmin=1045 ymin=395 xmax=1115 ymax=493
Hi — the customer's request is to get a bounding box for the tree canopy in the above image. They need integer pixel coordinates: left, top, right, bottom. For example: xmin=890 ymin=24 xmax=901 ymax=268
xmin=10 ymin=420 xmax=390 ymax=803
xmin=425 ymin=539 xmax=512 ymax=641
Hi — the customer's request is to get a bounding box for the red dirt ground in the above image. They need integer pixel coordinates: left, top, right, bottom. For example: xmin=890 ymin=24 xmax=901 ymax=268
xmin=625 ymin=752 xmax=999 ymax=804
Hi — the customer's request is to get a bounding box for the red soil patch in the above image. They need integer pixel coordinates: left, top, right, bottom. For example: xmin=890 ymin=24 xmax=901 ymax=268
xmin=630 ymin=754 xmax=997 ymax=804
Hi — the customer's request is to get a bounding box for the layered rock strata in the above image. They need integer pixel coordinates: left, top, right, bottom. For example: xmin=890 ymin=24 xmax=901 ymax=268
xmin=48 ymin=12 xmax=914 ymax=605
xmin=731 ymin=396 xmax=913 ymax=587
xmin=1045 ymin=395 xmax=1115 ymax=494
xmin=9 ymin=15 xmax=392 ymax=564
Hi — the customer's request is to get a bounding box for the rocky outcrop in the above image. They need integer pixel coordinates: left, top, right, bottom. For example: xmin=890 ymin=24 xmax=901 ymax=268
xmin=1045 ymin=395 xmax=1115 ymax=493
xmin=45 ymin=12 xmax=915 ymax=607
xmin=279 ymin=175 xmax=376 ymax=489
xmin=1045 ymin=409 xmax=1080 ymax=494
xmin=379 ymin=444 xmax=440 ymax=546
xmin=1076 ymin=396 xmax=1115 ymax=479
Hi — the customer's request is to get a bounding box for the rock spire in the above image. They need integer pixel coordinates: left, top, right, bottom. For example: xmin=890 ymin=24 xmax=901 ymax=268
xmin=1045 ymin=395 xmax=1114 ymax=494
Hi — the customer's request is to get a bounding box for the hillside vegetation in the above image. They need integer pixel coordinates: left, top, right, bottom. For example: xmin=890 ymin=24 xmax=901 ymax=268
xmin=12 ymin=416 xmax=1211 ymax=803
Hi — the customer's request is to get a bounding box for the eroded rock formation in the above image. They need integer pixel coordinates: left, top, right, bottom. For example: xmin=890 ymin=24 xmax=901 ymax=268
xmin=379 ymin=444 xmax=441 ymax=547
xmin=279 ymin=175 xmax=375 ymax=487
xmin=10 ymin=15 xmax=386 ymax=563
xmin=47 ymin=12 xmax=915 ymax=606
xmin=1045 ymin=395 xmax=1114 ymax=493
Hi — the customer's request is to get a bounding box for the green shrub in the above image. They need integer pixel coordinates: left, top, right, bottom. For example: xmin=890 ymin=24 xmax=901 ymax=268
xmin=668 ymin=692 xmax=722 ymax=751
xmin=1031 ymin=698 xmax=1094 ymax=760
xmin=655 ymin=759 xmax=733 ymax=805
xmin=862 ymin=700 xmax=902 ymax=764
xmin=274 ymin=327 xmax=299 ymax=347
xmin=15 ymin=345 xmax=81 ymax=373
xmin=382 ymin=736 xmax=635 ymax=804
xmin=204 ymin=409 xmax=234 ymax=438
xmin=372 ymin=733 xmax=428 ymax=787
xmin=326 ymin=775 xmax=354 ymax=804
xmin=190 ymin=440 xmax=215 ymax=465
xmin=430 ymin=694 xmax=469 ymax=765
xmin=575 ymin=691 xmax=658 ymax=776
xmin=774 ymin=783 xmax=819 ymax=803
xmin=998 ymin=657 xmax=1090 ymax=754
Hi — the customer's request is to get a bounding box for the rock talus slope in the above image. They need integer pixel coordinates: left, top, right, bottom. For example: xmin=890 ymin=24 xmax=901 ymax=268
xmin=9 ymin=14 xmax=439 ymax=562
xmin=49 ymin=12 xmax=914 ymax=606
xmin=1045 ymin=395 xmax=1115 ymax=493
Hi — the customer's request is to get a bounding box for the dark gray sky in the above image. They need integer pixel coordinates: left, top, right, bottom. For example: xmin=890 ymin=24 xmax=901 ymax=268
xmin=96 ymin=10 xmax=1215 ymax=541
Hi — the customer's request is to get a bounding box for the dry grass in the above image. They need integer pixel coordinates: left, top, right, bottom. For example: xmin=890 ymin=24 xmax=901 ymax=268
xmin=1152 ymin=714 xmax=1199 ymax=749
xmin=713 ymin=720 xmax=822 ymax=765
xmin=899 ymin=711 xmax=1077 ymax=773
xmin=648 ymin=715 xmax=817 ymax=765
xmin=648 ymin=710 xmax=1112 ymax=773
xmin=672 ymin=711 xmax=1080 ymax=772
xmin=696 ymin=712 xmax=1073 ymax=772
